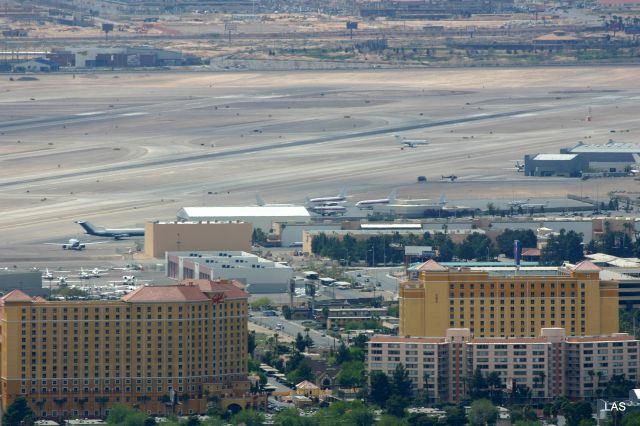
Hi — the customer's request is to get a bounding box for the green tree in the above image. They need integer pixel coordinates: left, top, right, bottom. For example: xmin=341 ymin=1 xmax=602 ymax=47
xmin=231 ymin=409 xmax=265 ymax=426
xmin=496 ymin=229 xmax=537 ymax=256
xmin=445 ymin=405 xmax=468 ymax=426
xmin=144 ymin=418 xmax=158 ymax=426
xmin=605 ymin=374 xmax=635 ymax=398
xmin=3 ymin=397 xmax=35 ymax=426
xmin=252 ymin=228 xmax=267 ymax=244
xmin=564 ymin=401 xmax=593 ymax=426
xmin=295 ymin=332 xmax=307 ymax=353
xmin=433 ymin=233 xmax=455 ymax=262
xmin=386 ymin=395 xmax=410 ymax=417
xmin=378 ymin=415 xmax=409 ymax=426
xmin=250 ymin=297 xmax=272 ymax=310
xmin=456 ymin=233 xmax=496 ymax=261
xmin=248 ymin=331 xmax=256 ymax=355
xmin=540 ymin=229 xmax=584 ymax=265
xmin=469 ymin=368 xmax=488 ymax=399
xmin=392 ymin=363 xmax=413 ymax=399
xmin=468 ymin=399 xmax=499 ymax=426
xmin=622 ymin=411 xmax=640 ymax=426
xmin=107 ymin=404 xmax=137 ymax=425
xmin=185 ymin=416 xmax=202 ymax=426
xmin=369 ymin=371 xmax=392 ymax=407
xmin=336 ymin=360 xmax=366 ymax=388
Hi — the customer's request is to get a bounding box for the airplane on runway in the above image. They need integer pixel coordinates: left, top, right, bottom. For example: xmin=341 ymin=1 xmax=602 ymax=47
xmin=508 ymin=199 xmax=530 ymax=207
xmin=110 ymin=275 xmax=151 ymax=285
xmin=76 ymin=221 xmax=144 ymax=239
xmin=394 ymin=135 xmax=430 ymax=149
xmin=505 ymin=160 xmax=525 ymax=172
xmin=42 ymin=268 xmax=55 ymax=280
xmin=441 ymin=175 xmax=458 ymax=182
xmin=356 ymin=190 xmax=397 ymax=209
xmin=310 ymin=205 xmax=347 ymax=216
xmin=44 ymin=238 xmax=108 ymax=251
xmin=307 ymin=189 xmax=347 ymax=205
xmin=76 ymin=267 xmax=108 ymax=279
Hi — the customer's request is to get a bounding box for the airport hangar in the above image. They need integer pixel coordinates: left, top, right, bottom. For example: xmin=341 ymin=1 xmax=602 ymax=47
xmin=524 ymin=140 xmax=640 ymax=177
xmin=176 ymin=206 xmax=311 ymax=232
xmin=166 ymin=251 xmax=293 ymax=293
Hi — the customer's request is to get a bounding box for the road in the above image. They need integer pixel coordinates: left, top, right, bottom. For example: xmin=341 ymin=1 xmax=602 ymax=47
xmin=251 ymin=314 xmax=340 ymax=350
xmin=346 ymin=267 xmax=404 ymax=296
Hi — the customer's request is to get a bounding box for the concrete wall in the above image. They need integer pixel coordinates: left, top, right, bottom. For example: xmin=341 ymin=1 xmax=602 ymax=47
xmin=144 ymin=222 xmax=252 ymax=258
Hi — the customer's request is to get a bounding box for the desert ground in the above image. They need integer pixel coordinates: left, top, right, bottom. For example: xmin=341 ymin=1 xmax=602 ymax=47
xmin=0 ymin=66 xmax=639 ymax=258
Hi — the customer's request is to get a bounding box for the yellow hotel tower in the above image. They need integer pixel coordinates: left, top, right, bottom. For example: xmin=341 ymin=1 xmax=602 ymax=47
xmin=0 ymin=279 xmax=265 ymax=419
xmin=400 ymin=260 xmax=619 ymax=338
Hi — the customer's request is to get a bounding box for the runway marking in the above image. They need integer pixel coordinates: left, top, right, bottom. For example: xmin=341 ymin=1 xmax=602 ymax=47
xmin=0 ymin=107 xmax=544 ymax=189
xmin=118 ymin=112 xmax=149 ymax=117
xmin=75 ymin=111 xmax=106 ymax=116
xmin=513 ymin=113 xmax=538 ymax=118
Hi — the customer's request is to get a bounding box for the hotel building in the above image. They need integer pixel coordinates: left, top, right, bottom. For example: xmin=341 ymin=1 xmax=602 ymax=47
xmin=0 ymin=279 xmax=263 ymax=419
xmin=368 ymin=328 xmax=639 ymax=403
xmin=400 ymin=260 xmax=619 ymax=338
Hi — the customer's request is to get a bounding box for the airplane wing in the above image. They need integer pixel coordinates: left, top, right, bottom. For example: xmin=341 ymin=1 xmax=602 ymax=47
xmin=82 ymin=241 xmax=110 ymax=245
xmin=44 ymin=243 xmax=69 ymax=246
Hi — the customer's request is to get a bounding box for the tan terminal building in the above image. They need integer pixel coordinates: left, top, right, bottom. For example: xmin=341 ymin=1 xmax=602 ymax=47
xmin=144 ymin=221 xmax=252 ymax=258
xmin=0 ymin=280 xmax=264 ymax=419
xmin=400 ymin=259 xmax=619 ymax=338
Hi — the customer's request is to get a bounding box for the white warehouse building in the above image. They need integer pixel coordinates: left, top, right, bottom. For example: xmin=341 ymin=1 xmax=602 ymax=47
xmin=176 ymin=206 xmax=311 ymax=232
xmin=166 ymin=251 xmax=294 ymax=293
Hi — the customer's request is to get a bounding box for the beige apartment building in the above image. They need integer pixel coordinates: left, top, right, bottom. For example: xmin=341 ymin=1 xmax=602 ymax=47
xmin=0 ymin=279 xmax=264 ymax=419
xmin=144 ymin=221 xmax=252 ymax=258
xmin=367 ymin=328 xmax=639 ymax=403
xmin=400 ymin=260 xmax=619 ymax=338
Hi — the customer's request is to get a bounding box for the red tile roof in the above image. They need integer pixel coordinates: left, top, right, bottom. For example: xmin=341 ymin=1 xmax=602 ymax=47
xmin=416 ymin=259 xmax=448 ymax=272
xmin=122 ymin=285 xmax=210 ymax=303
xmin=572 ymin=260 xmax=601 ymax=272
xmin=370 ymin=335 xmax=447 ymax=344
xmin=522 ymin=248 xmax=541 ymax=257
xmin=122 ymin=280 xmax=248 ymax=303
xmin=0 ymin=289 xmax=34 ymax=304
xmin=181 ymin=279 xmax=248 ymax=299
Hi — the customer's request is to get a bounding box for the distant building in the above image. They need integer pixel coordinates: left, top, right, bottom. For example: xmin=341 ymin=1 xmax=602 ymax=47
xmin=0 ymin=270 xmax=46 ymax=296
xmin=356 ymin=0 xmax=514 ymax=19
xmin=368 ymin=328 xmax=639 ymax=403
xmin=177 ymin=206 xmax=311 ymax=233
xmin=314 ymin=307 xmax=387 ymax=329
xmin=166 ymin=251 xmax=293 ymax=293
xmin=12 ymin=58 xmax=59 ymax=72
xmin=525 ymin=140 xmax=640 ymax=177
xmin=45 ymin=46 xmax=189 ymax=68
xmin=144 ymin=221 xmax=252 ymax=258
xmin=0 ymin=280 xmax=263 ymax=418
xmin=400 ymin=259 xmax=619 ymax=338
xmin=597 ymin=0 xmax=640 ymax=10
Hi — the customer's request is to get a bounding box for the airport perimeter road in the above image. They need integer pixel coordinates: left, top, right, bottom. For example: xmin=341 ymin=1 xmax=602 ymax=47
xmin=250 ymin=315 xmax=340 ymax=350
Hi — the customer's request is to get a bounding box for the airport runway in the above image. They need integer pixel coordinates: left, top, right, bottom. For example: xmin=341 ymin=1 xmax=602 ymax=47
xmin=1 ymin=67 xmax=639 ymax=252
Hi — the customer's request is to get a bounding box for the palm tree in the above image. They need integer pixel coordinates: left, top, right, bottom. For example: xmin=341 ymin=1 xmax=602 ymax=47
xmin=596 ymin=371 xmax=605 ymax=398
xmin=423 ymin=372 xmax=431 ymax=405
xmin=535 ymin=371 xmax=546 ymax=399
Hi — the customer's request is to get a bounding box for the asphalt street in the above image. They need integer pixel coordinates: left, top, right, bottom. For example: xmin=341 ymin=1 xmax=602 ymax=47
xmin=251 ymin=314 xmax=340 ymax=350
